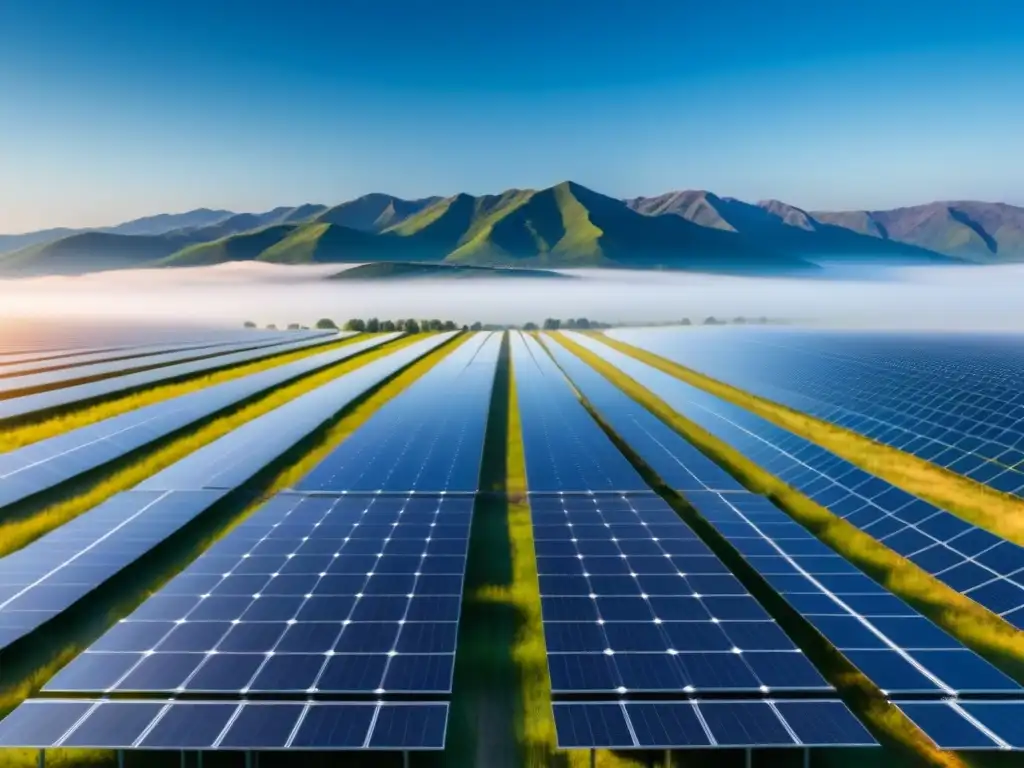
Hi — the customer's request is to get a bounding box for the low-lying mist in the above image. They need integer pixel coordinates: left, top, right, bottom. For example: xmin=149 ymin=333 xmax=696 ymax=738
xmin=1 ymin=261 xmax=1022 ymax=332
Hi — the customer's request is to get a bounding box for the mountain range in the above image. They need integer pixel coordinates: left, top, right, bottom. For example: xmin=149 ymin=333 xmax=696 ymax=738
xmin=2 ymin=182 xmax=1022 ymax=277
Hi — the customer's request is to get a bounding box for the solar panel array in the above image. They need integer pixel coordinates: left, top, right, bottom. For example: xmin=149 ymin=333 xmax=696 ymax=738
xmin=565 ymin=332 xmax=1024 ymax=628
xmin=609 ymin=328 xmax=1024 ymax=497
xmin=510 ymin=333 xmax=875 ymax=751
xmin=0 ymin=334 xmax=327 ymax=397
xmin=296 ymin=332 xmax=500 ymax=494
xmin=0 ymin=334 xmax=455 ymax=655
xmin=0 ymin=331 xmax=381 ymax=512
xmin=0 ymin=332 xmax=346 ymax=422
xmin=541 ymin=334 xmax=1024 ymax=751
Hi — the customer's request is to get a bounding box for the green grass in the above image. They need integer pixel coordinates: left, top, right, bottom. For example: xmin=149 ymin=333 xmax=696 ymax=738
xmin=0 ymin=333 xmax=366 ymax=450
xmin=541 ymin=333 xmax=966 ymax=768
xmin=0 ymin=334 xmax=427 ymax=559
xmin=592 ymin=332 xmax=1024 ymax=547
xmin=553 ymin=332 xmax=1024 ymax=679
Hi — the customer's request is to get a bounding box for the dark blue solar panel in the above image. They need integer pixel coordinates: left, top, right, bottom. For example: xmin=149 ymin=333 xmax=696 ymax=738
xmin=0 ymin=699 xmax=448 ymax=750
xmin=295 ymin=332 xmax=499 ymax=494
xmin=0 ymin=332 xmax=345 ymax=422
xmin=531 ymin=492 xmax=829 ymax=696
xmin=44 ymin=493 xmax=472 ymax=697
xmin=0 ymin=332 xmax=389 ymax=512
xmin=564 ymin=332 xmax=1024 ymax=628
xmin=511 ymin=332 xmax=649 ymax=493
xmin=553 ymin=700 xmax=877 ymax=749
xmin=609 ymin=328 xmax=1024 ymax=498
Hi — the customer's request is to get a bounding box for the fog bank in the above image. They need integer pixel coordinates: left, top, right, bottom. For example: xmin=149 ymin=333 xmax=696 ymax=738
xmin=1 ymin=262 xmax=1022 ymax=332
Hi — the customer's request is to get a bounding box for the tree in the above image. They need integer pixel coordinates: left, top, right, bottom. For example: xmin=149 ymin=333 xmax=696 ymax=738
xmin=429 ymin=319 xmax=443 ymax=331
xmin=732 ymin=316 xmax=747 ymax=324
xmin=266 ymin=324 xmax=277 ymax=330
xmin=575 ymin=318 xmax=591 ymax=329
xmin=703 ymin=316 xmax=719 ymax=325
xmin=680 ymin=318 xmax=691 ymax=326
xmin=443 ymin=320 xmax=457 ymax=331
xmin=405 ymin=319 xmax=421 ymax=333
xmin=344 ymin=318 xmax=367 ymax=332
xmin=470 ymin=321 xmax=483 ymax=331
xmin=565 ymin=318 xmax=577 ymax=329
xmin=523 ymin=322 xmax=539 ymax=331
xmin=395 ymin=319 xmax=407 ymax=331
xmin=461 ymin=324 xmax=469 ymax=331
xmin=543 ymin=318 xmax=561 ymax=330
xmin=315 ymin=318 xmax=337 ymax=329
xmin=381 ymin=320 xmax=396 ymax=332
xmin=243 ymin=321 xmax=257 ymax=328
xmin=366 ymin=317 xmax=381 ymax=333
xmin=287 ymin=323 xmax=301 ymax=330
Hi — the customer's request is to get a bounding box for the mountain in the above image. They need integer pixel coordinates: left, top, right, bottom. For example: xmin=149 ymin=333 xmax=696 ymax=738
xmin=626 ymin=192 xmax=962 ymax=264
xmin=327 ymin=261 xmax=572 ymax=281
xmin=105 ymin=208 xmax=236 ymax=236
xmin=811 ymin=202 xmax=1024 ymax=262
xmin=0 ymin=228 xmax=80 ymax=255
xmin=314 ymin=194 xmax=440 ymax=232
xmin=0 ymin=232 xmax=193 ymax=276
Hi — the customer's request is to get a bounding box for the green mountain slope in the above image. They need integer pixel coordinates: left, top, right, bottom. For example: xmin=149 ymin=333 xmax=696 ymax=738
xmin=315 ymin=194 xmax=439 ymax=232
xmin=0 ymin=232 xmax=191 ymax=275
xmin=160 ymin=225 xmax=299 ymax=266
xmin=327 ymin=261 xmax=571 ymax=281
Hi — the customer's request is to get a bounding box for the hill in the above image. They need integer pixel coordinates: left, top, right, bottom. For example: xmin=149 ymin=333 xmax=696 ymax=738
xmin=0 ymin=232 xmax=194 ymax=276
xmin=314 ymin=194 xmax=440 ymax=232
xmin=327 ymin=261 xmax=572 ymax=281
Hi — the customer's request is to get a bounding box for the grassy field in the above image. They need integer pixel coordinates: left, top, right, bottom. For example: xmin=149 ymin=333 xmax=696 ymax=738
xmin=0 ymin=333 xmax=425 ymax=558
xmin=0 ymin=333 xmax=365 ymax=451
xmin=591 ymin=333 xmax=1024 ymax=547
xmin=0 ymin=334 xmax=466 ymax=768
xmin=551 ymin=333 xmax=1024 ymax=679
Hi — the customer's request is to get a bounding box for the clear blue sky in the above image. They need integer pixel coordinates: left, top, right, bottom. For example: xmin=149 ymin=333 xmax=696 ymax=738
xmin=3 ymin=0 xmax=1023 ymax=232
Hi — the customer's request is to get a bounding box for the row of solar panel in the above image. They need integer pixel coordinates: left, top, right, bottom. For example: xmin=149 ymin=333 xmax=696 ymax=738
xmin=564 ymin=332 xmax=1024 ymax=628
xmin=0 ymin=332 xmax=347 ymax=422
xmin=530 ymin=333 xmax=1024 ymax=751
xmin=0 ymin=334 xmax=458 ymax=654
xmin=608 ymin=328 xmax=1024 ymax=496
xmin=0 ymin=331 xmax=379 ymax=512
xmin=296 ymin=332 xmax=500 ymax=494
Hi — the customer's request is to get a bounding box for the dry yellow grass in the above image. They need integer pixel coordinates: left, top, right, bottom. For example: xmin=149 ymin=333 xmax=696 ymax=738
xmin=592 ymin=332 xmax=1024 ymax=546
xmin=0 ymin=334 xmax=428 ymax=559
xmin=0 ymin=334 xmax=368 ymax=453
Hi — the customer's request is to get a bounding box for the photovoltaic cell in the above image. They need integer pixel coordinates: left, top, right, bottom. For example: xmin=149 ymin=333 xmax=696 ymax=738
xmin=0 ymin=336 xmax=454 ymax=655
xmin=44 ymin=493 xmax=472 ymax=697
xmin=0 ymin=332 xmax=386 ymax=512
xmin=295 ymin=332 xmax=499 ymax=494
xmin=0 ymin=699 xmax=448 ymax=750
xmin=608 ymin=328 xmax=1024 ymax=497
xmin=0 ymin=332 xmax=348 ymax=422
xmin=564 ymin=331 xmax=1024 ymax=628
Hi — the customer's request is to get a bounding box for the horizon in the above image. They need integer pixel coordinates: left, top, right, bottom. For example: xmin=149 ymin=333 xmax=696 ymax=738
xmin=3 ymin=0 xmax=1023 ymax=232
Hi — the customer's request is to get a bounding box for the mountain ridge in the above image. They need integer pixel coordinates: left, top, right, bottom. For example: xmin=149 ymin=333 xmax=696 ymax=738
xmin=3 ymin=184 xmax=1020 ymax=277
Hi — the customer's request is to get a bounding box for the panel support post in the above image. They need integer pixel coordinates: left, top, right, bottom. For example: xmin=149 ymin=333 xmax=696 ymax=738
xmin=197 ymin=752 xmax=203 ymax=768
xmin=803 ymin=748 xmax=810 ymax=768
xmin=117 ymin=750 xmax=125 ymax=768
xmin=403 ymin=751 xmax=410 ymax=768
xmin=37 ymin=750 xmax=44 ymax=768
xmin=745 ymin=748 xmax=752 ymax=768
xmin=180 ymin=751 xmax=186 ymax=768
xmin=590 ymin=749 xmax=596 ymax=768
xmin=664 ymin=748 xmax=671 ymax=767
xmin=245 ymin=751 xmax=252 ymax=768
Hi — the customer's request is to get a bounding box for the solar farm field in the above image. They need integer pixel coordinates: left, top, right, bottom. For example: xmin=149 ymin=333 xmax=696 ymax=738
xmin=0 ymin=325 xmax=1022 ymax=768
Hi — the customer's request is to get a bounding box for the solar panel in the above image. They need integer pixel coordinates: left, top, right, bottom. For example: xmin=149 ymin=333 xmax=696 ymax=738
xmin=43 ymin=493 xmax=472 ymax=697
xmin=511 ymin=332 xmax=649 ymax=493
xmin=608 ymin=328 xmax=1024 ymax=498
xmin=0 ymin=335 xmax=455 ymax=655
xmin=564 ymin=332 xmax=1024 ymax=629
xmin=553 ymin=699 xmax=877 ymax=749
xmin=0 ymin=332 xmax=350 ymax=422
xmin=532 ymin=493 xmax=831 ymax=696
xmin=0 ymin=335 xmax=328 ymax=397
xmin=895 ymin=701 xmax=1024 ymax=750
xmin=0 ymin=332 xmax=385 ymax=512
xmin=0 ymin=699 xmax=448 ymax=750
xmin=295 ymin=332 xmax=500 ymax=494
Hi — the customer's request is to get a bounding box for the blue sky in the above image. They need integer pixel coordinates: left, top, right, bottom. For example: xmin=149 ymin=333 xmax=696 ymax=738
xmin=3 ymin=0 xmax=1023 ymax=232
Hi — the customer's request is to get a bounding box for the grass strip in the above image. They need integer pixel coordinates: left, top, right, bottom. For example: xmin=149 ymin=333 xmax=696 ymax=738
xmin=538 ymin=334 xmax=965 ymax=768
xmin=0 ymin=334 xmax=465 ymax=768
xmin=0 ymin=334 xmax=366 ymax=451
xmin=566 ymin=334 xmax=1024 ymax=674
xmin=0 ymin=334 xmax=425 ymax=558
xmin=591 ymin=332 xmax=1024 ymax=547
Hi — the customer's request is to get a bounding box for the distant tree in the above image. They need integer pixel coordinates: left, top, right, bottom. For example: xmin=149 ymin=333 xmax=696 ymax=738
xmin=543 ymin=318 xmax=561 ymax=330
xmin=266 ymin=324 xmax=277 ymax=330
xmin=732 ymin=316 xmax=747 ymax=324
xmin=703 ymin=316 xmax=719 ymax=325
xmin=287 ymin=323 xmax=301 ymax=330
xmin=243 ymin=320 xmax=257 ymax=329
xmin=564 ymin=318 xmax=577 ymax=329
xmin=395 ymin=319 xmax=407 ymax=331
xmin=381 ymin=319 xmax=396 ymax=332
xmin=421 ymin=320 xmax=432 ymax=332
xmin=344 ymin=318 xmax=367 ymax=332
xmin=366 ymin=317 xmax=381 ymax=333
xmin=429 ymin=319 xmax=444 ymax=331
xmin=757 ymin=316 xmax=769 ymax=324
xmin=680 ymin=318 xmax=691 ymax=326
xmin=523 ymin=321 xmax=539 ymax=331
xmin=575 ymin=318 xmax=591 ymax=330
xmin=405 ymin=319 xmax=421 ymax=333
xmin=470 ymin=321 xmax=483 ymax=331
xmin=315 ymin=318 xmax=337 ymax=329
xmin=442 ymin=320 xmax=457 ymax=331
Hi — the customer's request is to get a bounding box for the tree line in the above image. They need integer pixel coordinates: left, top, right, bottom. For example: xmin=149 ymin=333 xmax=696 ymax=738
xmin=244 ymin=315 xmax=774 ymax=331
